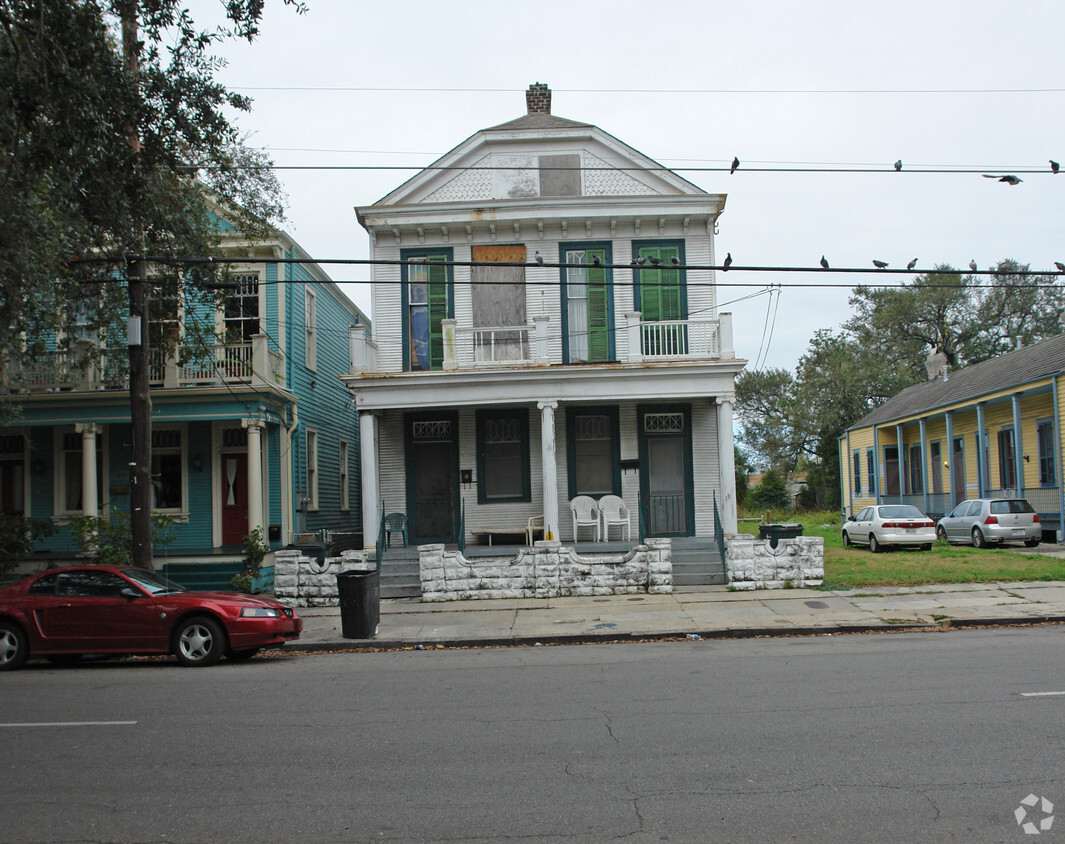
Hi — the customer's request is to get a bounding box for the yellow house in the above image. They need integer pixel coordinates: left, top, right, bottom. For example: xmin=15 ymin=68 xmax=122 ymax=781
xmin=839 ymin=334 xmax=1065 ymax=541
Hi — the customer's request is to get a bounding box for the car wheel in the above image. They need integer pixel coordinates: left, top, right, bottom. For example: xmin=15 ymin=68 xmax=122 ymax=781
xmin=0 ymin=622 xmax=29 ymax=671
xmin=174 ymin=616 xmax=225 ymax=667
xmin=971 ymin=527 xmax=988 ymax=549
xmin=936 ymin=525 xmax=947 ymax=541
xmin=868 ymin=534 xmax=881 ymax=553
xmin=921 ymin=544 xmax=932 ymax=551
xmin=842 ymin=530 xmax=852 ymax=547
xmin=225 ymin=647 xmax=261 ymax=661
xmin=1024 ymin=539 xmax=1041 ymax=548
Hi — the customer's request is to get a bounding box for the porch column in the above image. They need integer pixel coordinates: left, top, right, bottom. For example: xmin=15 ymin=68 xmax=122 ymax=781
xmin=896 ymin=424 xmax=905 ymax=500
xmin=716 ymin=394 xmax=738 ymax=535
xmin=538 ymin=401 xmax=559 ymax=541
xmin=873 ymin=427 xmax=881 ymax=503
xmin=944 ymin=411 xmax=955 ymax=509
xmin=359 ymin=410 xmax=379 ymax=551
xmin=976 ymin=402 xmax=987 ymax=497
xmin=919 ymin=418 xmax=929 ymax=514
xmin=75 ymin=423 xmax=99 ymax=519
xmin=1012 ymin=394 xmax=1024 ymax=494
xmin=242 ymin=418 xmax=265 ymax=539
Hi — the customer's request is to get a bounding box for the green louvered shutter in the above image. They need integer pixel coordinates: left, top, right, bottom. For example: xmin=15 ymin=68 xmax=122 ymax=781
xmin=586 ymin=248 xmax=609 ymax=361
xmin=427 ymin=259 xmax=448 ymax=369
xmin=638 ymin=245 xmax=684 ymax=355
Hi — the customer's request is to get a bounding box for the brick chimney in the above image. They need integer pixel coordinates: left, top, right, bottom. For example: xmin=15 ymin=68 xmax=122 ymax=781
xmin=526 ymin=82 xmax=551 ymax=115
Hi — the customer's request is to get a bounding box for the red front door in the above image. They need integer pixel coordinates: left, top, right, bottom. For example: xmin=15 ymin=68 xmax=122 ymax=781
xmin=221 ymin=453 xmax=248 ymax=545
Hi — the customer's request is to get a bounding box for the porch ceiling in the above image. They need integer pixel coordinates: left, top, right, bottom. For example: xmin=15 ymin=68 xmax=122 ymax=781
xmin=345 ymin=360 xmax=745 ymax=410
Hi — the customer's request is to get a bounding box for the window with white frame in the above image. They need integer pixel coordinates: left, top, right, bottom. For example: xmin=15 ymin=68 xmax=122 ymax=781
xmin=305 ymin=287 xmax=317 ymax=371
xmin=339 ymin=440 xmax=349 ymax=510
xmin=150 ymin=428 xmax=184 ymax=511
xmin=306 ymin=428 xmax=318 ymax=510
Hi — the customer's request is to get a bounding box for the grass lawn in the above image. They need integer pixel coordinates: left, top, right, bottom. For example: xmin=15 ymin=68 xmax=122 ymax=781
xmin=742 ymin=510 xmax=1065 ymax=589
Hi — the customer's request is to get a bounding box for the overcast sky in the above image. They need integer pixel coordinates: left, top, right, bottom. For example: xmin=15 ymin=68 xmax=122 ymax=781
xmin=198 ymin=0 xmax=1063 ymax=374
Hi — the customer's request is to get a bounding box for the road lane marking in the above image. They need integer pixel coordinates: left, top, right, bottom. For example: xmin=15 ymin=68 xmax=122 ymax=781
xmin=1021 ymin=691 xmax=1065 ymax=697
xmin=0 ymin=721 xmax=137 ymax=728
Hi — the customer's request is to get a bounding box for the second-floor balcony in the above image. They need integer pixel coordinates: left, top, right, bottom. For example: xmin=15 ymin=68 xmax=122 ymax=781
xmin=430 ymin=311 xmax=735 ymax=372
xmin=13 ymin=335 xmax=286 ymax=393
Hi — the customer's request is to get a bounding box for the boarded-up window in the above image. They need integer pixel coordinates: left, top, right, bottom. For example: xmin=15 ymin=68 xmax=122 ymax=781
xmin=471 ymin=245 xmax=527 ymax=362
xmin=539 ymin=154 xmax=581 ymax=197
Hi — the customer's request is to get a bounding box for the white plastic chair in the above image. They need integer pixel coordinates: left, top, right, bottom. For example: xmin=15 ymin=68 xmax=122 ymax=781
xmin=599 ymin=494 xmax=631 ymax=541
xmin=570 ymin=496 xmax=600 ymax=541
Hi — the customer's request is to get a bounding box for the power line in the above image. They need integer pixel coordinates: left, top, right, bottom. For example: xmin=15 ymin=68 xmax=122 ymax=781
xmin=229 ymin=85 xmax=1065 ymax=95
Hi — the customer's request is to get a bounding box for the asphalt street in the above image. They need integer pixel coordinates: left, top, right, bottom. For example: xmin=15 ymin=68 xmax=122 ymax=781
xmin=3 ymin=626 xmax=1065 ymax=843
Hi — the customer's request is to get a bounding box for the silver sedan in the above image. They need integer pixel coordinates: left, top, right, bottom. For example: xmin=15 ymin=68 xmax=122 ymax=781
xmin=936 ymin=499 xmax=1042 ymax=548
xmin=842 ymin=505 xmax=936 ymax=552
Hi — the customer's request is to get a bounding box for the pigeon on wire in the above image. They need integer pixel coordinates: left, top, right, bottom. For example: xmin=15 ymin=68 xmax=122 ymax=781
xmin=1055 ymin=262 xmax=1065 ymax=272
xmin=534 ymin=251 xmax=544 ymax=265
xmin=907 ymin=258 xmax=918 ymax=270
xmin=982 ymin=174 xmax=1022 ymax=185
xmin=670 ymin=256 xmax=680 ymax=265
xmin=894 ymin=160 xmax=902 ymax=171
xmin=722 ymin=253 xmax=733 ymax=271
xmin=1052 ymin=160 xmax=1060 ymax=174
xmin=637 ymin=255 xmax=649 ymax=265
xmin=969 ymin=259 xmax=978 ymax=272
xmin=731 ymin=156 xmax=740 ymax=174
xmin=873 ymin=260 xmax=889 ymax=269
xmin=592 ymin=255 xmax=601 ymax=266
xmin=820 ymin=255 xmax=830 ymax=269
xmin=648 ymin=256 xmax=662 ymax=265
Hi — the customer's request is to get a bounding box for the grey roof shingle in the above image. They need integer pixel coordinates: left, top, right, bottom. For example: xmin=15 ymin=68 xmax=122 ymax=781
xmin=485 ymin=113 xmax=592 ymax=132
xmin=849 ymin=333 xmax=1065 ymax=430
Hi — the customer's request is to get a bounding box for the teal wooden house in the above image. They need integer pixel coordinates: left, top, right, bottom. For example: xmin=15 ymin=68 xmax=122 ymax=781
xmin=1 ymin=223 xmax=369 ymax=579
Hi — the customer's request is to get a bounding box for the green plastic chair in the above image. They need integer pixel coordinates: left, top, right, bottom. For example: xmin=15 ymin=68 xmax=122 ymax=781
xmin=383 ymin=513 xmax=408 ymax=548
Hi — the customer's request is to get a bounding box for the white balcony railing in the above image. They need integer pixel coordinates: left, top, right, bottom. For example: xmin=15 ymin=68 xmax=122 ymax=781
xmin=443 ymin=317 xmax=550 ymax=370
xmin=13 ymin=335 xmax=283 ymax=392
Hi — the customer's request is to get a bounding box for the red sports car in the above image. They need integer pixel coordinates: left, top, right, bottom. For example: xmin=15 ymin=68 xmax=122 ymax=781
xmin=0 ymin=565 xmax=302 ymax=670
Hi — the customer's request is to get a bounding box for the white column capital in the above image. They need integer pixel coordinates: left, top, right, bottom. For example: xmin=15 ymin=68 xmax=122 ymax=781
xmin=536 ymin=400 xmax=558 ymax=412
xmin=715 ymin=393 xmax=736 ymax=408
xmin=75 ymin=423 xmax=100 ymax=437
xmin=242 ymin=417 xmax=266 ymax=432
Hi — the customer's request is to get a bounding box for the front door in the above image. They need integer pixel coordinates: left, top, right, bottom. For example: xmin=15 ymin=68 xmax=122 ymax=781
xmin=406 ymin=414 xmax=458 ymax=543
xmin=639 ymin=406 xmax=694 ymax=537
xmin=952 ymin=436 xmax=966 ymax=504
xmin=221 ymin=453 xmax=248 ymax=545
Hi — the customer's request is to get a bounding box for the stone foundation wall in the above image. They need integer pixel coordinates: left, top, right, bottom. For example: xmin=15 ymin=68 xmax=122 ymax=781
xmin=420 ymin=539 xmax=673 ymax=601
xmin=273 ymin=548 xmax=374 ymax=607
xmin=725 ymin=534 xmax=824 ymax=590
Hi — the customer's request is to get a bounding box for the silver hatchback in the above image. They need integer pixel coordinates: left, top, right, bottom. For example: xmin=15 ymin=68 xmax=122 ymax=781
xmin=936 ymin=498 xmax=1042 ymax=548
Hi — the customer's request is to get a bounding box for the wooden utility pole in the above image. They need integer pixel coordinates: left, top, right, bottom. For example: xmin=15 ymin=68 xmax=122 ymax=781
xmin=121 ymin=4 xmax=153 ymax=568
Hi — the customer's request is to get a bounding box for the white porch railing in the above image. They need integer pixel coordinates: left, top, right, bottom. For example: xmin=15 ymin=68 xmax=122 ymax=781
xmin=625 ymin=312 xmax=731 ymax=361
xmin=442 ymin=317 xmax=550 ymax=370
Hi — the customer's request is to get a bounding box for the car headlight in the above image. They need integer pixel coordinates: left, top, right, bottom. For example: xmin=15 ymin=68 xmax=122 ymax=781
xmin=240 ymin=607 xmax=281 ymax=618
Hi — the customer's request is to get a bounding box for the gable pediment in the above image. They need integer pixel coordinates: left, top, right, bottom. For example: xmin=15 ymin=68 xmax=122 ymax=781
xmin=372 ymin=121 xmax=706 ymax=208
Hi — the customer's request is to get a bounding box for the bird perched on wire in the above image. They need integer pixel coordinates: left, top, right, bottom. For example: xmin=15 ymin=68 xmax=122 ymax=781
xmin=730 ymin=156 xmax=740 ymax=174
xmin=983 ymin=174 xmax=1022 ymax=185
xmin=873 ymin=260 xmax=889 ymax=269
xmin=670 ymin=256 xmax=680 ymax=266
xmin=1055 ymin=262 xmax=1065 ymax=272
xmin=969 ymin=259 xmax=978 ymax=272
xmin=1052 ymin=160 xmax=1060 ymax=174
xmin=637 ymin=255 xmax=649 ymax=265
xmin=820 ymin=255 xmax=829 ymax=269
xmin=534 ymin=251 xmax=544 ymax=265
xmin=648 ymin=256 xmax=661 ymax=265
xmin=722 ymin=253 xmax=732 ymax=271
xmin=907 ymin=258 xmax=918 ymax=270
xmin=894 ymin=160 xmax=902 ymax=171
xmin=592 ymin=255 xmax=601 ymax=266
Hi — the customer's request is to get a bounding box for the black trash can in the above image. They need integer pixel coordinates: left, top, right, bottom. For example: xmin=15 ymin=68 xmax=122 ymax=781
xmin=336 ymin=569 xmax=380 ymax=639
xmin=758 ymin=523 xmax=804 ymax=549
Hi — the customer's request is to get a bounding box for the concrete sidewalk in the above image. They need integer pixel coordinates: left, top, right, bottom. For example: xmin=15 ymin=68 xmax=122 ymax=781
xmin=289 ymin=580 xmax=1065 ymax=651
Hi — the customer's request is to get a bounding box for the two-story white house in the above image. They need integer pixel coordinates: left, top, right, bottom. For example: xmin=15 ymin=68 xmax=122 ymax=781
xmin=346 ymin=84 xmax=744 ymax=593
